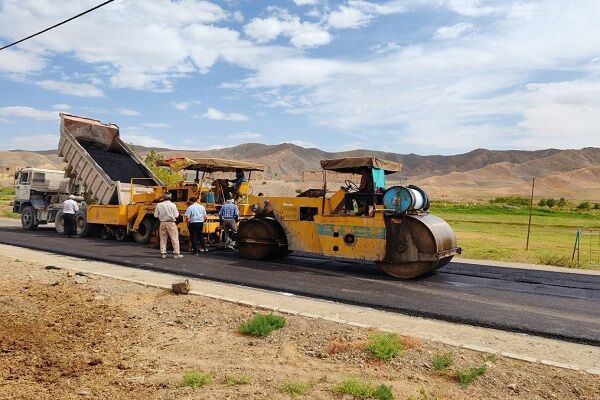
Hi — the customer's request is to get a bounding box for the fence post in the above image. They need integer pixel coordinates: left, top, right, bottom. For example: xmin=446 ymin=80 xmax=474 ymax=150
xmin=525 ymin=177 xmax=535 ymax=250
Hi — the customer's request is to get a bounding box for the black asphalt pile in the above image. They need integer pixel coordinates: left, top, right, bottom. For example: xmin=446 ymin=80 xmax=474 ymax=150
xmin=84 ymin=146 xmax=152 ymax=183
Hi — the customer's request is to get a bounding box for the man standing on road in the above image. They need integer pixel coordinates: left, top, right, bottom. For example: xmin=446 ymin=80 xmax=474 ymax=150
xmin=62 ymin=194 xmax=79 ymax=238
xmin=154 ymin=193 xmax=183 ymax=259
xmin=219 ymin=198 xmax=239 ymax=249
xmin=185 ymin=197 xmax=208 ymax=255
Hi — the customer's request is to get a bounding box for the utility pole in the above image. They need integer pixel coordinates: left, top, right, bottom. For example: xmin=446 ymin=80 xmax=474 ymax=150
xmin=525 ymin=177 xmax=535 ymax=250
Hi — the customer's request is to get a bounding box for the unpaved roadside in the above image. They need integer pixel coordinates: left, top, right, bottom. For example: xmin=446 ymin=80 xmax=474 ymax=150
xmin=0 ymin=257 xmax=599 ymax=400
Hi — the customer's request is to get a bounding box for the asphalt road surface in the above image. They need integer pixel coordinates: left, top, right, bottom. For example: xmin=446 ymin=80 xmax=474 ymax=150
xmin=1 ymin=225 xmax=599 ymax=345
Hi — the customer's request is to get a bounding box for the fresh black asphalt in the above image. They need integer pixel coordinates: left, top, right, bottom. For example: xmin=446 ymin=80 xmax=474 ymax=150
xmin=1 ymin=226 xmax=599 ymax=345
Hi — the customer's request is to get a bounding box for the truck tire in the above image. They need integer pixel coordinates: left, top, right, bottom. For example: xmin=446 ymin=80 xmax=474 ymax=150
xmin=75 ymin=209 xmax=96 ymax=237
xmin=55 ymin=210 xmax=65 ymax=234
xmin=21 ymin=206 xmax=38 ymax=231
xmin=132 ymin=217 xmax=155 ymax=244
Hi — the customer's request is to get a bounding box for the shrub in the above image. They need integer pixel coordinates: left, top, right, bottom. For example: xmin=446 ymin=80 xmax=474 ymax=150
xmin=182 ymin=371 xmax=212 ymax=388
xmin=576 ymin=201 xmax=590 ymax=210
xmin=366 ymin=332 xmax=403 ymax=361
xmin=489 ymin=196 xmax=530 ymax=207
xmin=295 ymin=188 xmax=303 ymax=194
xmin=239 ymin=313 xmax=285 ymax=337
xmin=538 ymin=254 xmax=577 ymax=268
xmin=224 ymin=375 xmax=250 ymax=386
xmin=537 ymin=198 xmax=547 ymax=207
xmin=455 ymin=365 xmax=487 ymax=388
xmin=546 ymin=198 xmax=556 ymax=208
xmin=431 ymin=353 xmax=454 ymax=371
xmin=557 ymin=197 xmax=567 ymax=208
xmin=279 ymin=381 xmax=311 ymax=396
xmin=333 ymin=378 xmax=394 ymax=400
xmin=594 ymin=203 xmax=600 ymax=210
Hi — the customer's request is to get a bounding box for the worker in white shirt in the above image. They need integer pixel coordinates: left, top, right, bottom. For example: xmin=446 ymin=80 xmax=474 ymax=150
xmin=154 ymin=193 xmax=182 ymax=259
xmin=184 ymin=196 xmax=208 ymax=254
xmin=62 ymin=194 xmax=79 ymax=238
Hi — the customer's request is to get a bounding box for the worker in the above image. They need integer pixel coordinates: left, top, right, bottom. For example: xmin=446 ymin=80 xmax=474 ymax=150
xmin=219 ymin=198 xmax=239 ymax=250
xmin=154 ymin=193 xmax=182 ymax=259
xmin=62 ymin=194 xmax=79 ymax=238
xmin=224 ymin=169 xmax=246 ymax=199
xmin=358 ymin=167 xmax=374 ymax=193
xmin=185 ymin=196 xmax=208 ymax=254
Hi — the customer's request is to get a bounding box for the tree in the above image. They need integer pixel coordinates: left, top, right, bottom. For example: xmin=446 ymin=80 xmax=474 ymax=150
xmin=546 ymin=198 xmax=556 ymax=208
xmin=557 ymin=198 xmax=567 ymax=208
xmin=538 ymin=198 xmax=547 ymax=207
xmin=144 ymin=150 xmax=183 ymax=185
xmin=576 ymin=201 xmax=590 ymax=210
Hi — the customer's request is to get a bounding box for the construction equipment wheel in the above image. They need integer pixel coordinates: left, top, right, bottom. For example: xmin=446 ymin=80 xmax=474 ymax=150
xmin=21 ymin=206 xmax=38 ymax=231
xmin=99 ymin=226 xmax=113 ymax=240
xmin=55 ymin=210 xmax=65 ymax=234
xmin=75 ymin=209 xmax=96 ymax=237
xmin=114 ymin=227 xmax=128 ymax=242
xmin=237 ymin=218 xmax=288 ymax=260
xmin=377 ymin=256 xmax=453 ymax=279
xmin=132 ymin=217 xmax=155 ymax=244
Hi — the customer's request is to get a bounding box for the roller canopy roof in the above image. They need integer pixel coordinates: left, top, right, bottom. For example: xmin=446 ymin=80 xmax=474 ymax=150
xmin=320 ymin=157 xmax=401 ymax=174
xmin=157 ymin=157 xmax=264 ymax=172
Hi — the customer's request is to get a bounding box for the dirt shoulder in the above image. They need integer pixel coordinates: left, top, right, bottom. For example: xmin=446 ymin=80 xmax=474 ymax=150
xmin=1 ymin=257 xmax=598 ymax=400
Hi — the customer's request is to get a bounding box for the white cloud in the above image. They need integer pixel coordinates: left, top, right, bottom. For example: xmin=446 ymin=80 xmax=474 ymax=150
xmin=244 ymin=9 xmax=331 ymax=48
xmin=52 ymin=104 xmax=71 ymax=111
xmin=434 ymin=22 xmax=474 ymax=40
xmin=142 ymin=122 xmax=170 ymax=128
xmin=441 ymin=0 xmax=498 ymax=17
xmin=327 ymin=1 xmax=406 ymax=29
xmin=0 ymin=48 xmax=46 ymax=74
xmin=171 ymin=102 xmax=191 ymax=111
xmin=118 ymin=108 xmax=140 ymax=116
xmin=293 ymin=0 xmax=320 ymax=5
xmin=289 ymin=140 xmax=316 ymax=148
xmin=0 ymin=106 xmax=58 ymax=121
xmin=37 ymin=80 xmax=104 ymax=97
xmin=121 ymin=133 xmax=172 ymax=148
xmin=228 ymin=131 xmax=263 ymax=139
xmin=202 ymin=107 xmax=249 ymax=122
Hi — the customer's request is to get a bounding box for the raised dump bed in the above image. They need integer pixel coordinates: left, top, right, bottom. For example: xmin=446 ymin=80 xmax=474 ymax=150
xmin=58 ymin=113 xmax=162 ymax=205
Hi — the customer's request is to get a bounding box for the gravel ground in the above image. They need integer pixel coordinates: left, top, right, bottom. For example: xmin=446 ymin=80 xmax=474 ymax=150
xmin=0 ymin=256 xmax=598 ymax=400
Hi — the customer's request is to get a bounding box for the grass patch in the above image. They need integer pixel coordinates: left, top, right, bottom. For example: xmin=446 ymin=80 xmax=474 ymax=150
xmin=538 ymin=254 xmax=577 ymax=268
xmin=279 ymin=380 xmax=311 ymax=397
xmin=333 ymin=378 xmax=394 ymax=400
xmin=455 ymin=365 xmax=487 ymax=388
xmin=182 ymin=371 xmax=212 ymax=388
xmin=238 ymin=313 xmax=286 ymax=337
xmin=0 ymin=210 xmax=19 ymax=219
xmin=486 ymin=353 xmax=497 ymax=364
xmin=366 ymin=332 xmax=403 ymax=361
xmin=224 ymin=374 xmax=250 ymax=386
xmin=431 ymin=353 xmax=454 ymax=371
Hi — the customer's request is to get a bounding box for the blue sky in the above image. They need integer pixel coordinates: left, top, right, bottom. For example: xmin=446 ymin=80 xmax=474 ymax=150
xmin=1 ymin=0 xmax=600 ymax=154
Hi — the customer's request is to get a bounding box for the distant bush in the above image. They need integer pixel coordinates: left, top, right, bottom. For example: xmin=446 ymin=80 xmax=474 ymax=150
xmin=557 ymin=197 xmax=567 ymax=208
xmin=489 ymin=196 xmax=530 ymax=207
xmin=594 ymin=203 xmax=600 ymax=210
xmin=546 ymin=198 xmax=556 ymax=208
xmin=576 ymin=201 xmax=590 ymax=210
xmin=295 ymin=188 xmax=303 ymax=194
xmin=537 ymin=198 xmax=547 ymax=207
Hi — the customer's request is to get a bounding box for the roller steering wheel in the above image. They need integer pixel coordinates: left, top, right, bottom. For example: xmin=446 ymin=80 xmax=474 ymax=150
xmin=344 ymin=179 xmax=359 ymax=192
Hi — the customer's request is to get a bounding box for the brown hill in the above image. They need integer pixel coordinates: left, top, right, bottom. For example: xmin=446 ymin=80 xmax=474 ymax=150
xmin=2 ymin=144 xmax=600 ymax=200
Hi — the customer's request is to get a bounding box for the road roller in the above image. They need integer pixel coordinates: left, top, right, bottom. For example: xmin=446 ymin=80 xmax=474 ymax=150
xmin=237 ymin=157 xmax=461 ymax=278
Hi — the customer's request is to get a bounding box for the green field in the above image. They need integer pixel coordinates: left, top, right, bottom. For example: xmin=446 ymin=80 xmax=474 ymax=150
xmin=431 ymin=199 xmax=600 ymax=270
xmin=0 ymin=187 xmax=18 ymax=219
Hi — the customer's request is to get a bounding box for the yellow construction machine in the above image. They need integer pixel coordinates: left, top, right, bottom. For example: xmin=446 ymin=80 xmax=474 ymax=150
xmin=237 ymin=157 xmax=461 ymax=278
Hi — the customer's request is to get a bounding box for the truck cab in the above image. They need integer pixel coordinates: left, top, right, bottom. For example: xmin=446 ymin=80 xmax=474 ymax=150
xmin=13 ymin=167 xmax=73 ymax=230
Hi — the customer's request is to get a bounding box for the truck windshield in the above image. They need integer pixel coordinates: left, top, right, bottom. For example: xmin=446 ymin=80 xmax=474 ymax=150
xmin=19 ymin=172 xmax=29 ymax=183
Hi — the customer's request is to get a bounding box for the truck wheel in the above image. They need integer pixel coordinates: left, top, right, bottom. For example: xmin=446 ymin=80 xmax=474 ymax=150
xmin=99 ymin=226 xmax=113 ymax=240
xmin=75 ymin=209 xmax=96 ymax=237
xmin=114 ymin=227 xmax=129 ymax=242
xmin=132 ymin=217 xmax=154 ymax=244
xmin=21 ymin=206 xmax=38 ymax=231
xmin=55 ymin=210 xmax=65 ymax=234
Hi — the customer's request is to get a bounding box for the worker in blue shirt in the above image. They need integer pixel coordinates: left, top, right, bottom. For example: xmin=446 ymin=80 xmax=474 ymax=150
xmin=185 ymin=197 xmax=208 ymax=254
xmin=224 ymin=169 xmax=246 ymax=200
xmin=218 ymin=198 xmax=239 ymax=249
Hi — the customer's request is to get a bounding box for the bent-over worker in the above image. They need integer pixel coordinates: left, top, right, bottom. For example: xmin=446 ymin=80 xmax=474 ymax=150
xmin=219 ymin=198 xmax=239 ymax=249
xmin=224 ymin=169 xmax=246 ymax=199
xmin=62 ymin=194 xmax=79 ymax=238
xmin=154 ymin=193 xmax=183 ymax=259
xmin=185 ymin=197 xmax=208 ymax=254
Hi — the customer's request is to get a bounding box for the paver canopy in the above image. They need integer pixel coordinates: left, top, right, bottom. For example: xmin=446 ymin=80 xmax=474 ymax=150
xmin=320 ymin=157 xmax=401 ymax=174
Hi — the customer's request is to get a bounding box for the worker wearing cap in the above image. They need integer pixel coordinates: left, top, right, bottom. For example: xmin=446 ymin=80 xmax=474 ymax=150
xmin=154 ymin=193 xmax=182 ymax=259
xmin=62 ymin=194 xmax=79 ymax=238
xmin=218 ymin=198 xmax=239 ymax=249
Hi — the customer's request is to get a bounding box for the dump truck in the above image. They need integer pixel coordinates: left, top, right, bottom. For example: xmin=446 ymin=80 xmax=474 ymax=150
xmin=13 ymin=167 xmax=83 ymax=230
xmin=236 ymin=157 xmax=461 ymax=279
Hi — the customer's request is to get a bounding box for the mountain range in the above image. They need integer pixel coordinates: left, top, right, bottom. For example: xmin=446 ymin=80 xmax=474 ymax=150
xmin=2 ymin=144 xmax=600 ymax=201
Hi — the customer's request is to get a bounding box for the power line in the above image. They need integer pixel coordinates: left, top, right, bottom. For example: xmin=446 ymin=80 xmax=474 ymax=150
xmin=0 ymin=0 xmax=115 ymax=52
